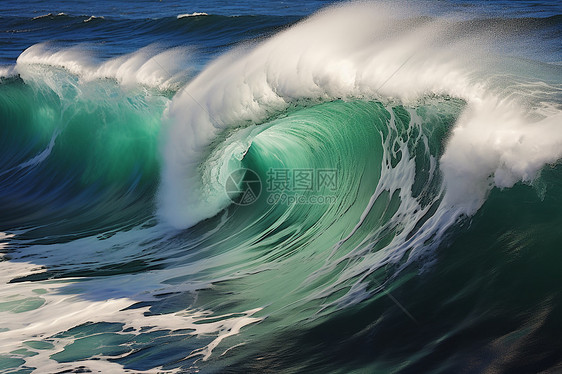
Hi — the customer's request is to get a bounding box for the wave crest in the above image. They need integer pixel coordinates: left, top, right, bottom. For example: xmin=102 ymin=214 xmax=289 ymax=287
xmin=16 ymin=43 xmax=194 ymax=90
xmin=159 ymin=2 xmax=562 ymax=231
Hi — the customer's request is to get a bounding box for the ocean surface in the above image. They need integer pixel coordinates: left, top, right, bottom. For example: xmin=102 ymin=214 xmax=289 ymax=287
xmin=1 ymin=0 xmax=561 ymax=373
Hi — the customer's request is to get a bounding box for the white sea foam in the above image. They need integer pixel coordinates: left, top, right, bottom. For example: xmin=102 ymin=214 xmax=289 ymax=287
xmin=16 ymin=44 xmax=194 ymax=90
xmin=177 ymin=12 xmax=208 ymax=18
xmin=31 ymin=12 xmax=67 ymax=20
xmin=0 ymin=65 xmax=16 ymax=77
xmin=1 ymin=227 xmax=265 ymax=371
xmin=83 ymin=15 xmax=104 ymax=23
xmin=0 ymin=257 xmax=261 ymax=372
xmin=158 ymin=2 xmax=562 ymax=229
xmin=0 ymin=232 xmax=14 ymax=250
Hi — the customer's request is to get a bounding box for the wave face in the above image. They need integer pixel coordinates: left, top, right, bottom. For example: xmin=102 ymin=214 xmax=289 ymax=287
xmin=1 ymin=1 xmax=562 ymax=373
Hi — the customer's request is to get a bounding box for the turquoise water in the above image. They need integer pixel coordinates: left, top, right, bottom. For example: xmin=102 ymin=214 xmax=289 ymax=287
xmin=1 ymin=1 xmax=561 ymax=373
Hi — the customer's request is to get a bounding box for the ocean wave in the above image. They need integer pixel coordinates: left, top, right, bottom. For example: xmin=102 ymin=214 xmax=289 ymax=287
xmin=177 ymin=12 xmax=209 ymax=19
xmin=83 ymin=15 xmax=104 ymax=23
xmin=158 ymin=2 xmax=562 ymax=231
xmin=1 ymin=2 xmax=561 ymax=372
xmin=0 ymin=65 xmax=16 ymax=78
xmin=31 ymin=12 xmax=68 ymax=20
xmin=15 ymin=43 xmax=194 ymax=90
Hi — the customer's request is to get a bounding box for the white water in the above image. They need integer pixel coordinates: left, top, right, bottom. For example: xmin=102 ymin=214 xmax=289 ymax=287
xmin=7 ymin=2 xmax=562 ymax=231
xmin=177 ymin=12 xmax=208 ymax=18
xmin=158 ymin=2 xmax=562 ymax=229
xmin=15 ymin=43 xmax=194 ymax=90
xmin=0 ymin=230 xmax=262 ymax=373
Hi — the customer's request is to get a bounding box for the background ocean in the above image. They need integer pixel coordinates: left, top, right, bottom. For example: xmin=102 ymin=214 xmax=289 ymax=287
xmin=1 ymin=0 xmax=561 ymax=373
